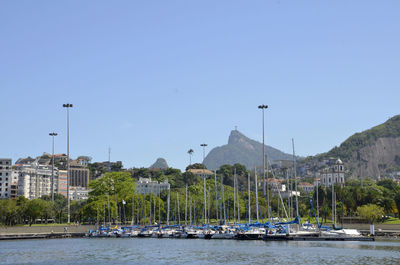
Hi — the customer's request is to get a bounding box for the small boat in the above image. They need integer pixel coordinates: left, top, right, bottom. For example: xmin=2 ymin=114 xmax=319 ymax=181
xmin=138 ymin=227 xmax=153 ymax=238
xmin=211 ymin=226 xmax=236 ymax=239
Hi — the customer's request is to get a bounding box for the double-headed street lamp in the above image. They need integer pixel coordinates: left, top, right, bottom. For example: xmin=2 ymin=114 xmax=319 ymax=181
xmin=258 ymin=104 xmax=269 ymax=219
xmin=63 ymin=103 xmax=73 ymax=223
xmin=200 ymin=143 xmax=207 ymax=224
xmin=49 ymin=132 xmax=58 ymax=202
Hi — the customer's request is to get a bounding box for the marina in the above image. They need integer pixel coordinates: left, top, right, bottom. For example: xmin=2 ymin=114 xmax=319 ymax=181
xmin=85 ymin=222 xmax=375 ymax=242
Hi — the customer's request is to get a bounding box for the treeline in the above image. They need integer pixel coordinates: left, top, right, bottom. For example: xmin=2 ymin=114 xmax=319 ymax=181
xmin=0 ymin=194 xmax=85 ymax=226
xmin=2 ymin=166 xmax=400 ymax=226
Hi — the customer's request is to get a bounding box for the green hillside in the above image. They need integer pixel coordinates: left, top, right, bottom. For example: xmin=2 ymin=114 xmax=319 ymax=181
xmin=315 ymin=115 xmax=400 ymax=162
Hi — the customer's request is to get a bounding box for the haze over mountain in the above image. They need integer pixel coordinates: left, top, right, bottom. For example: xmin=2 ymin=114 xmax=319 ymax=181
xmin=313 ymin=115 xmax=400 ymax=179
xmin=203 ymin=130 xmax=294 ymax=170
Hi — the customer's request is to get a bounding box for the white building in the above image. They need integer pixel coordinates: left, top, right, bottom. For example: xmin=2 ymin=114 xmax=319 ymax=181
xmin=136 ymin=177 xmax=170 ymax=195
xmin=70 ymin=186 xmax=90 ymax=201
xmin=298 ymin=182 xmax=314 ymax=193
xmin=320 ymin=158 xmax=345 ymax=187
xmin=0 ymin=158 xmax=12 ymax=198
xmin=16 ymin=161 xmax=58 ymax=199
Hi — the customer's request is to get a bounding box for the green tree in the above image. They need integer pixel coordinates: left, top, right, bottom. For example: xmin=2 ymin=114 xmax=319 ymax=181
xmin=186 ymin=163 xmax=206 ymax=171
xmin=188 ymin=149 xmax=194 ymax=165
xmin=25 ymin=199 xmax=46 ymax=226
xmin=356 ymin=204 xmax=384 ymax=224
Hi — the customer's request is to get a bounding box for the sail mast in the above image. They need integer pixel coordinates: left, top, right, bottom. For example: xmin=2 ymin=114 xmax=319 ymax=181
xmin=221 ymin=174 xmax=226 ymax=224
xmin=214 ymin=170 xmax=219 ymax=223
xmin=255 ymin=167 xmax=259 ymax=222
xmin=167 ymin=187 xmax=170 ymax=226
xmin=248 ymin=172 xmax=251 ymax=223
xmin=234 ymin=168 xmax=237 ymax=224
xmin=292 ymin=138 xmax=299 ymax=219
xmin=177 ymin=192 xmax=180 ymax=225
xmin=237 ymin=172 xmax=240 ymax=224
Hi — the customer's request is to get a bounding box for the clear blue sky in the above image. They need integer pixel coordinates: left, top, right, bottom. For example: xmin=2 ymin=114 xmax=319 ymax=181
xmin=1 ymin=0 xmax=399 ymax=170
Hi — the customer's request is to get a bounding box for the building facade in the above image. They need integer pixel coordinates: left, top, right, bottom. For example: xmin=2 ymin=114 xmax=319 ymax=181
xmin=298 ymin=182 xmax=314 ymax=193
xmin=70 ymin=160 xmax=90 ymax=188
xmin=320 ymin=158 xmax=345 ymax=187
xmin=16 ymin=162 xmax=58 ymax=199
xmin=136 ymin=177 xmax=170 ymax=195
xmin=70 ymin=186 xmax=90 ymax=201
xmin=0 ymin=158 xmax=12 ymax=198
xmin=58 ymin=170 xmax=68 ymax=197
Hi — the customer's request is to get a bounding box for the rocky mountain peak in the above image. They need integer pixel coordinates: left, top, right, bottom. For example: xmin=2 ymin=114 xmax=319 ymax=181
xmin=149 ymin=158 xmax=168 ymax=170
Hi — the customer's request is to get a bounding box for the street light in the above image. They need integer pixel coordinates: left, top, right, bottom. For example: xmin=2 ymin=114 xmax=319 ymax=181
xmin=200 ymin=143 xmax=207 ymax=224
xmin=49 ymin=132 xmax=58 ymax=202
xmin=63 ymin=103 xmax=73 ymax=223
xmin=258 ymin=104 xmax=269 ymax=219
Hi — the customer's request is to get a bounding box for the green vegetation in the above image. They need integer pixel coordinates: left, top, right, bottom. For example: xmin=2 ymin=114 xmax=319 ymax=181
xmin=2 ymin=165 xmax=400 ymax=226
xmin=314 ymin=115 xmax=400 ymax=162
xmin=356 ymin=204 xmax=385 ymax=224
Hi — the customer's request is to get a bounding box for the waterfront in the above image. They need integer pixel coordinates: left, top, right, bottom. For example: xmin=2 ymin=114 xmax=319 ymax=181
xmin=1 ymin=238 xmax=400 ymax=265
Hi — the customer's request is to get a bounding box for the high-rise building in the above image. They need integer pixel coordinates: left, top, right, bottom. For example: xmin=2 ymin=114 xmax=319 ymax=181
xmin=0 ymin=158 xmax=12 ymax=199
xmin=70 ymin=160 xmax=90 ymax=188
xmin=58 ymin=170 xmax=68 ymax=197
xmin=16 ymin=162 xmax=57 ymax=199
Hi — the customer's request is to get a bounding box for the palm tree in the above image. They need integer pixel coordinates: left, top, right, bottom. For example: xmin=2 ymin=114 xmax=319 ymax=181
xmin=187 ymin=149 xmax=194 ymax=165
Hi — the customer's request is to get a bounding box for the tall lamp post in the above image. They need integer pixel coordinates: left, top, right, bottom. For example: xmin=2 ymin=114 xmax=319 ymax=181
xmin=200 ymin=143 xmax=207 ymax=224
xmin=63 ymin=103 xmax=73 ymax=223
xmin=49 ymin=132 xmax=58 ymax=202
xmin=258 ymin=104 xmax=269 ymax=219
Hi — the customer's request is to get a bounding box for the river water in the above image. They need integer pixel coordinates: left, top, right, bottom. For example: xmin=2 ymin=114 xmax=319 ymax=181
xmin=1 ymin=238 xmax=400 ymax=264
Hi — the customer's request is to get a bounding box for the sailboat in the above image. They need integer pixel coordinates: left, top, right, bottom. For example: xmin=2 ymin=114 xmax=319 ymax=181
xmin=236 ymin=169 xmax=265 ymax=240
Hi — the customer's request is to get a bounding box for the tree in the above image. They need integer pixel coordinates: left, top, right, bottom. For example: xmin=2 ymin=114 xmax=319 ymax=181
xmin=188 ymin=149 xmax=194 ymax=166
xmin=25 ymin=199 xmax=46 ymax=226
xmin=53 ymin=193 xmax=67 ymax=223
xmin=186 ymin=163 xmax=206 ymax=171
xmin=394 ymin=189 xmax=400 ymax=218
xmin=356 ymin=204 xmax=384 ymax=224
xmin=85 ymin=172 xmax=136 ymax=223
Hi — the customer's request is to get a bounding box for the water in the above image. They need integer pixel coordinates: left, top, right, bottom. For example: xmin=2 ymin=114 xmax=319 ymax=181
xmin=1 ymin=238 xmax=400 ymax=265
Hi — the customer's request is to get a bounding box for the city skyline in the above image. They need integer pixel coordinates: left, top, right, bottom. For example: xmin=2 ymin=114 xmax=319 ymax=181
xmin=1 ymin=1 xmax=399 ymax=170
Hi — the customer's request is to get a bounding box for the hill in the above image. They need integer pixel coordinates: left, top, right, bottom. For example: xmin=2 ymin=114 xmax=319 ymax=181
xmin=149 ymin=158 xmax=169 ymax=170
xmin=203 ymin=130 xmax=294 ymax=170
xmin=314 ymin=115 xmax=400 ymax=179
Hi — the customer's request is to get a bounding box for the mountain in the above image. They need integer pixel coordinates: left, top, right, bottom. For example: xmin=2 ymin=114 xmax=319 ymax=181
xmin=149 ymin=158 xmax=169 ymax=170
xmin=203 ymin=130 xmax=294 ymax=170
xmin=314 ymin=115 xmax=400 ymax=179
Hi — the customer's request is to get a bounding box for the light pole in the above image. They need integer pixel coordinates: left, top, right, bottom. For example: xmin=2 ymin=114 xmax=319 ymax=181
xmin=200 ymin=143 xmax=207 ymax=224
xmin=258 ymin=104 xmax=269 ymax=219
xmin=49 ymin=132 xmax=58 ymax=202
xmin=63 ymin=103 xmax=73 ymax=223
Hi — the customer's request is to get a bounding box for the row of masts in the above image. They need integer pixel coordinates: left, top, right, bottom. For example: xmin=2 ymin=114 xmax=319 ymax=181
xmin=96 ymin=140 xmax=304 ymax=227
xmin=96 ymin=170 xmax=301 ymax=228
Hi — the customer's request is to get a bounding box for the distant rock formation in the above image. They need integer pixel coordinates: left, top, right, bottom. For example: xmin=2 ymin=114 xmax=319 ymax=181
xmin=149 ymin=158 xmax=169 ymax=170
xmin=203 ymin=130 xmax=294 ymax=170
